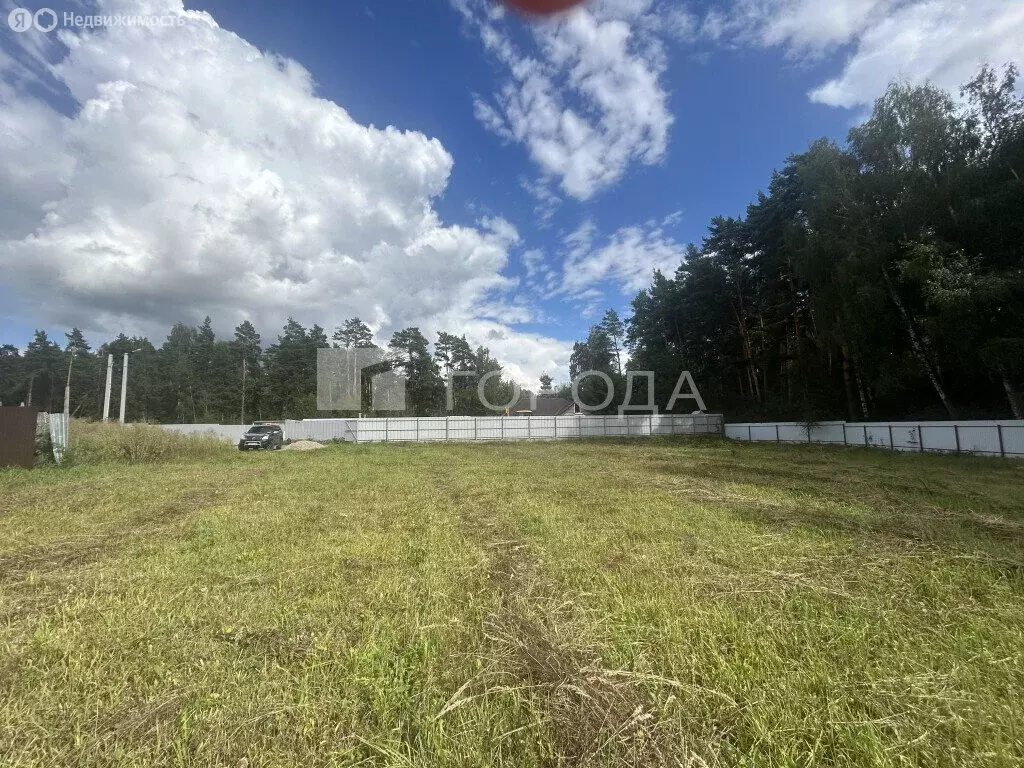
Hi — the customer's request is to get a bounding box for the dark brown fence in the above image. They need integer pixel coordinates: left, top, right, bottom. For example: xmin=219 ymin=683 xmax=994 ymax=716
xmin=0 ymin=406 xmax=39 ymax=469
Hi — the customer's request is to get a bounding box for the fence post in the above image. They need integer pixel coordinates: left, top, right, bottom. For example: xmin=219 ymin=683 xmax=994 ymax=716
xmin=954 ymin=424 xmax=960 ymax=454
xmin=843 ymin=424 xmax=848 ymax=446
xmin=474 ymin=418 xmax=478 ymax=441
xmin=501 ymin=418 xmax=505 ymax=441
xmin=775 ymin=424 xmax=780 ymax=444
xmin=649 ymin=413 xmax=653 ymax=437
xmin=888 ymin=424 xmax=894 ymax=451
xmin=747 ymin=424 xmax=752 ymax=442
xmin=385 ymin=418 xmax=389 ymax=442
xmin=997 ymin=425 xmax=1005 ymax=458
xmin=864 ymin=424 xmax=868 ymax=446
xmin=527 ymin=417 xmax=531 ymax=440
xmin=918 ymin=424 xmax=924 ymax=452
xmin=416 ymin=418 xmax=420 ymax=443
xmin=554 ymin=418 xmax=558 ymax=439
xmin=445 ymin=417 xmax=449 ymax=441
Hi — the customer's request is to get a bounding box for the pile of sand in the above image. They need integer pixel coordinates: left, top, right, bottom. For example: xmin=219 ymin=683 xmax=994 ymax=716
xmin=282 ymin=440 xmax=326 ymax=451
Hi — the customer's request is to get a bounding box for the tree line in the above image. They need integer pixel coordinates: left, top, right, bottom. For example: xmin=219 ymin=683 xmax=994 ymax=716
xmin=0 ymin=317 xmax=518 ymax=422
xmin=4 ymin=65 xmax=1020 ymax=424
xmin=570 ymin=65 xmax=1023 ymax=421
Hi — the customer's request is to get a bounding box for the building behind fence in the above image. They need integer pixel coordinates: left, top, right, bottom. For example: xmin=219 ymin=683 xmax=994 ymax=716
xmin=161 ymin=413 xmax=724 ymax=444
xmin=725 ymin=420 xmax=1024 ymax=458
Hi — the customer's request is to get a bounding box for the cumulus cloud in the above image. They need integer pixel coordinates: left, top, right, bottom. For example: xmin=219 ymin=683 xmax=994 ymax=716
xmin=560 ymin=215 xmax=685 ymax=296
xmin=455 ymin=0 xmax=676 ymax=200
xmin=0 ymin=0 xmax=572 ymax=383
xmin=726 ymin=0 xmax=895 ymax=51
xmin=808 ymin=0 xmax=1024 ymax=108
xmin=704 ymin=0 xmax=1024 ymax=108
xmin=516 ymin=214 xmax=685 ymax=318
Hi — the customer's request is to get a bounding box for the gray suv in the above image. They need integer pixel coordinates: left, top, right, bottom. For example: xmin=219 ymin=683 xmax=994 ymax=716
xmin=238 ymin=424 xmax=284 ymax=451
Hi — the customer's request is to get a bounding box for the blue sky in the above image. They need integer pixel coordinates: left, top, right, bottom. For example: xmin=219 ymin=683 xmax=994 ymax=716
xmin=1 ymin=0 xmax=1020 ymax=383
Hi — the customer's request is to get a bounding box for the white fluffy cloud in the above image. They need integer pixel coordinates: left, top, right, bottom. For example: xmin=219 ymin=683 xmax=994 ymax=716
xmin=455 ymin=0 xmax=675 ymax=200
xmin=516 ymin=214 xmax=685 ymax=318
xmin=808 ymin=0 xmax=1024 ymax=108
xmin=560 ymin=215 xmax=684 ymax=296
xmin=725 ymin=0 xmax=895 ymax=51
xmin=0 ymin=0 xmax=573 ymax=385
xmin=706 ymin=0 xmax=1024 ymax=108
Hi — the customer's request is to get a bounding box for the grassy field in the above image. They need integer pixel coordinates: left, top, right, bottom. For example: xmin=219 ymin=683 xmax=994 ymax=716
xmin=2 ymin=436 xmax=1023 ymax=767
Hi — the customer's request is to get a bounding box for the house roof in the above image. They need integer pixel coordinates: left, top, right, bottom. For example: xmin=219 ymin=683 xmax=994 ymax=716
xmin=510 ymin=396 xmax=576 ymax=416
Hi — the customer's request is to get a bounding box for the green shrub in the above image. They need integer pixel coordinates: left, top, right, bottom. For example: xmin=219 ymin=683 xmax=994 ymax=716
xmin=66 ymin=420 xmax=232 ymax=466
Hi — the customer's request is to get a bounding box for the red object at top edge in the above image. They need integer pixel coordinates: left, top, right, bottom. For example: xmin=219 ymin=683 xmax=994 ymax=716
xmin=501 ymin=0 xmax=588 ymax=15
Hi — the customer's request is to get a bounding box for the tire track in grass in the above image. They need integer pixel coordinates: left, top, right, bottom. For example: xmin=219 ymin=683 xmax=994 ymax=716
xmin=444 ymin=481 xmax=719 ymax=767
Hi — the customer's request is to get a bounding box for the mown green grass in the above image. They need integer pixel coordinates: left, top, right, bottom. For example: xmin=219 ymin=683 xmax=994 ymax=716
xmin=1 ymin=437 xmax=1022 ymax=766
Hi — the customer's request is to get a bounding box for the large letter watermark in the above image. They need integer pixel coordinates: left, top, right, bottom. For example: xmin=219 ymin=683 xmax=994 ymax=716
xmin=446 ymin=371 xmax=477 ymax=412
xmin=317 ymin=348 xmax=407 ymax=412
xmin=571 ymin=370 xmax=615 ymax=412
xmin=619 ymin=371 xmax=658 ymax=415
xmin=666 ymin=371 xmax=707 ymax=413
xmin=478 ymin=370 xmax=521 ymax=413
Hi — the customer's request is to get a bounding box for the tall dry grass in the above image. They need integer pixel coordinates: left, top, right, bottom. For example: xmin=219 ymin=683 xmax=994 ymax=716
xmin=67 ymin=420 xmax=232 ymax=465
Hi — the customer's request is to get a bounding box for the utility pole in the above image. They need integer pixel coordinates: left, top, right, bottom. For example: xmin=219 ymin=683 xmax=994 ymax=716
xmin=102 ymin=354 xmax=113 ymax=421
xmin=64 ymin=349 xmax=76 ymax=417
xmin=119 ymin=353 xmax=129 ymax=424
xmin=240 ymin=358 xmax=247 ymax=425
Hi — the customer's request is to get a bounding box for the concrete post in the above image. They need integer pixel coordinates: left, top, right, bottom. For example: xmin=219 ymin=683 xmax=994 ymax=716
xmin=102 ymin=354 xmax=113 ymax=422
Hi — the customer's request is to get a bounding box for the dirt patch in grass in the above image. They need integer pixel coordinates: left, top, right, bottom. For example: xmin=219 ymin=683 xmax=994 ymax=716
xmin=282 ymin=440 xmax=326 ymax=451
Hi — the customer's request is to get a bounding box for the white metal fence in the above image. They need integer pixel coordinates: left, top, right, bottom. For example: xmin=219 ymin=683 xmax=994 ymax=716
xmin=725 ymin=420 xmax=1024 ymax=458
xmin=38 ymin=412 xmax=70 ymax=464
xmin=161 ymin=413 xmax=724 ymax=445
xmin=157 ymin=423 xmax=245 ymax=442
xmin=49 ymin=413 xmax=69 ymax=464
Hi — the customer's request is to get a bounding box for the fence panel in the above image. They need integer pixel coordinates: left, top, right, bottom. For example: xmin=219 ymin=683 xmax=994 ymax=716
xmin=776 ymin=424 xmax=807 ymax=443
xmin=49 ymin=412 xmax=69 ymax=463
xmin=0 ymin=406 xmax=39 ymax=468
xmin=727 ymin=420 xmax=1024 ymax=458
xmin=161 ymin=424 xmax=244 ymax=442
xmin=557 ymin=416 xmax=582 ymax=439
xmin=919 ymin=425 xmax=954 ymax=453
xmin=1003 ymin=425 xmax=1024 ymax=457
xmin=809 ymin=423 xmax=846 ymax=444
